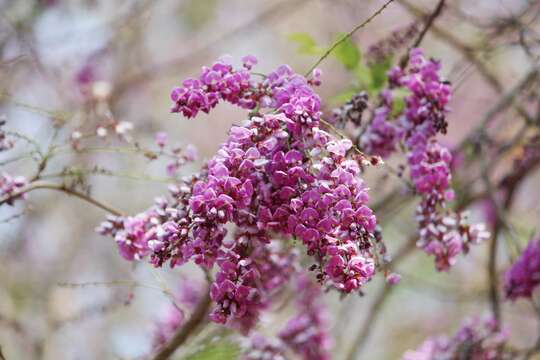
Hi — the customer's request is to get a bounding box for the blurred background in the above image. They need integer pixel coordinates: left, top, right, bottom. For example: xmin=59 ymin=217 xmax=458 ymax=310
xmin=1 ymin=0 xmax=540 ymax=359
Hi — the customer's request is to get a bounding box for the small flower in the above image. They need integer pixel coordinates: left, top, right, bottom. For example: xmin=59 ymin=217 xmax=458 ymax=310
xmin=386 ymin=272 xmax=401 ymax=285
xmin=402 ymin=316 xmax=512 ymax=360
xmin=91 ymin=80 xmax=112 ymax=100
xmin=155 ymin=132 xmax=168 ymax=148
xmin=115 ymin=121 xmax=133 ymax=135
xmin=241 ymin=55 xmax=258 ymax=70
xmin=504 ymin=237 xmax=540 ymax=300
xmin=0 ymin=173 xmax=27 ymax=205
xmin=96 ymin=127 xmax=108 ymax=137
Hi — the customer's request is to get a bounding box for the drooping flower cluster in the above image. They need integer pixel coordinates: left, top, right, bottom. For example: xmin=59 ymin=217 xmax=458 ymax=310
xmin=504 ymin=236 xmax=540 ymax=300
xmin=99 ymin=56 xmax=382 ymax=332
xmin=152 ymin=280 xmax=205 ymax=348
xmin=402 ymin=317 xmax=512 ymax=360
xmin=330 ymin=91 xmax=369 ymax=127
xmin=170 ymin=55 xmax=261 ymax=118
xmin=358 ymin=49 xmax=489 ymax=270
xmin=210 ymin=239 xmax=298 ymax=333
xmin=0 ymin=173 xmax=27 ymax=205
xmin=359 ymin=90 xmax=399 ymax=158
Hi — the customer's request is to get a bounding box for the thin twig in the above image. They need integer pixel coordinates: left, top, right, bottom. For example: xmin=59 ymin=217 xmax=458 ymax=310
xmin=399 ymin=0 xmax=446 ymax=68
xmin=457 ymin=66 xmax=539 ymax=151
xmin=305 ymin=0 xmax=396 ymax=76
xmin=398 ymin=0 xmax=536 ymax=125
xmin=0 ymin=182 xmax=123 ymax=216
xmin=345 ymin=284 xmax=393 ymax=360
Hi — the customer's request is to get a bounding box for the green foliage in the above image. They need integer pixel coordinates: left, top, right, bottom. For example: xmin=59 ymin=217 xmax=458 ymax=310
xmin=286 ymin=32 xmax=395 ymax=103
xmin=368 ymin=57 xmax=392 ymax=91
xmin=391 ymin=88 xmax=410 ymax=117
xmin=287 ymin=32 xmax=323 ymax=55
xmin=183 ymin=341 xmax=240 ymax=360
xmin=332 ymin=33 xmax=361 ymax=70
xmin=330 ymin=88 xmax=361 ymax=104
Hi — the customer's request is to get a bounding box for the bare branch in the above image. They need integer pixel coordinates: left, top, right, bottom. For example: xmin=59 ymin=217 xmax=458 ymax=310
xmin=151 ymin=292 xmax=212 ymax=360
xmin=0 ymin=182 xmax=124 ymax=216
xmin=305 ymin=0 xmax=396 ymax=76
xmin=399 ymin=0 xmax=446 ymax=68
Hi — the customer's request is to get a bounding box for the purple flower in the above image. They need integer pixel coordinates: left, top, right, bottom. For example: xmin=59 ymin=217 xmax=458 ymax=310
xmin=242 ymin=55 xmax=258 ymax=70
xmin=101 ymin=56 xmax=382 ymax=332
xmin=504 ymin=237 xmax=540 ymax=300
xmin=402 ymin=316 xmax=512 ymax=360
xmin=155 ymin=132 xmax=168 ymax=148
xmin=354 ymin=48 xmax=487 ymax=270
xmin=0 ymin=173 xmax=27 ymax=205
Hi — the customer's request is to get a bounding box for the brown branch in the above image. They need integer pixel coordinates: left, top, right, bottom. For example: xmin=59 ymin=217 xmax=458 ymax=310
xmin=399 ymin=0 xmax=446 ymax=68
xmin=305 ymin=0 xmax=396 ymax=76
xmin=457 ymin=65 xmax=539 ymax=151
xmin=345 ymin=146 xmax=540 ymax=359
xmin=151 ymin=292 xmax=212 ymax=360
xmin=344 ymin=236 xmax=416 ymax=360
xmin=345 ymin=284 xmax=393 ymax=360
xmin=483 ymin=143 xmax=540 ymax=326
xmin=0 ymin=182 xmax=123 ymax=216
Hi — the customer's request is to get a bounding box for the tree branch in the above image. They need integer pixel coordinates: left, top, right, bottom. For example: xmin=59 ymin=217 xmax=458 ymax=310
xmin=0 ymin=182 xmax=123 ymax=216
xmin=399 ymin=0 xmax=446 ymax=68
xmin=305 ymin=0 xmax=396 ymax=76
xmin=344 ymin=235 xmax=417 ymax=360
xmin=151 ymin=292 xmax=212 ymax=360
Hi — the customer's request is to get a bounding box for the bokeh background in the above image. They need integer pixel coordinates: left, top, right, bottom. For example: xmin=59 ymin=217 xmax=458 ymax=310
xmin=1 ymin=0 xmax=539 ymax=359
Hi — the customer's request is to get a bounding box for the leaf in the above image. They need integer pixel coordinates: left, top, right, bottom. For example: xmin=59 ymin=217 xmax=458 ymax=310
xmin=332 ymin=33 xmax=361 ymax=70
xmin=330 ymin=88 xmax=360 ymax=104
xmin=353 ymin=62 xmax=371 ymax=88
xmin=369 ymin=63 xmax=389 ymax=91
xmin=184 ymin=341 xmax=240 ymax=360
xmin=287 ymin=32 xmax=321 ymax=55
xmin=391 ymin=88 xmax=410 ymax=117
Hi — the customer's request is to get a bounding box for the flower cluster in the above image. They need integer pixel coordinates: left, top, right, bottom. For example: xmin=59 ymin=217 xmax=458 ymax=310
xmin=170 ymin=55 xmax=261 ymax=118
xmin=170 ymin=55 xmax=322 ymax=122
xmin=99 ymin=56 xmax=382 ymax=332
xmin=330 ymin=91 xmax=369 ymax=127
xmin=359 ymin=90 xmax=399 ymax=158
xmin=210 ymin=239 xmax=298 ymax=333
xmin=358 ymin=49 xmax=489 ymax=270
xmin=504 ymin=236 xmax=540 ymax=300
xmin=402 ymin=317 xmax=512 ymax=360
xmin=0 ymin=173 xmax=27 ymax=205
